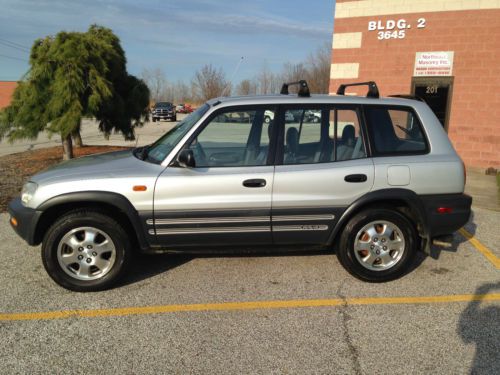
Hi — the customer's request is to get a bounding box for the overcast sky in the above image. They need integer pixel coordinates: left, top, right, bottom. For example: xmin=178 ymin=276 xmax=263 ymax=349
xmin=0 ymin=0 xmax=334 ymax=84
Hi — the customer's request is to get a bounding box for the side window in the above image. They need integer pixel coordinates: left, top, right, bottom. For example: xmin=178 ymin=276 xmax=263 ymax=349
xmin=365 ymin=107 xmax=427 ymax=155
xmin=330 ymin=109 xmax=366 ymax=161
xmin=187 ymin=108 xmax=274 ymax=167
xmin=282 ymin=107 xmax=366 ymax=165
xmin=283 ymin=109 xmax=322 ymax=164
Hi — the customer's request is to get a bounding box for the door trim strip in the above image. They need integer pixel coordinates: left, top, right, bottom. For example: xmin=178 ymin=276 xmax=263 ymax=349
xmin=148 ymin=216 xmax=270 ymax=226
xmin=272 ymin=214 xmax=334 ymax=222
xmin=273 ymin=225 xmax=329 ymax=232
xmin=152 ymin=226 xmax=271 ymax=235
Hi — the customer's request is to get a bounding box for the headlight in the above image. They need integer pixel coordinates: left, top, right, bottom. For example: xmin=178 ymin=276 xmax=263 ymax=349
xmin=21 ymin=182 xmax=38 ymax=206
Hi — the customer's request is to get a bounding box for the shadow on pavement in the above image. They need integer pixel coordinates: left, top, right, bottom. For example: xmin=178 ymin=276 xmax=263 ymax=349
xmin=119 ymin=253 xmax=193 ymax=287
xmin=458 ymin=282 xmax=500 ymax=375
xmin=118 ymin=249 xmax=333 ymax=288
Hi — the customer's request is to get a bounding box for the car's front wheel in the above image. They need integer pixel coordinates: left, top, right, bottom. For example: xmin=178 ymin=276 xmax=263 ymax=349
xmin=336 ymin=208 xmax=417 ymax=282
xmin=41 ymin=210 xmax=132 ymax=292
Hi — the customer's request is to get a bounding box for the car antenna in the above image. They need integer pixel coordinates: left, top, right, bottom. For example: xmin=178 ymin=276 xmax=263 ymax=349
xmin=222 ymin=56 xmax=244 ymax=97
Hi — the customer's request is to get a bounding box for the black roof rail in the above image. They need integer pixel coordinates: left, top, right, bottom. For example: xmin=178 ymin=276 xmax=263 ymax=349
xmin=388 ymin=94 xmax=425 ymax=102
xmin=280 ymin=80 xmax=310 ymax=97
xmin=336 ymin=81 xmax=379 ymax=98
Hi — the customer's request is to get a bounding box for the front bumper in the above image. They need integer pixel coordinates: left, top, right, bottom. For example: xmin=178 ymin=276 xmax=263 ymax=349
xmin=8 ymin=198 xmax=42 ymax=246
xmin=421 ymin=193 xmax=472 ymax=237
xmin=153 ymin=112 xmax=175 ymax=119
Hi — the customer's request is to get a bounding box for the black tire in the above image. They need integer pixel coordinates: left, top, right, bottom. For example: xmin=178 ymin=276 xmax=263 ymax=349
xmin=264 ymin=116 xmax=271 ymax=124
xmin=41 ymin=210 xmax=133 ymax=292
xmin=152 ymin=117 xmax=157 ymax=122
xmin=336 ymin=208 xmax=417 ymax=282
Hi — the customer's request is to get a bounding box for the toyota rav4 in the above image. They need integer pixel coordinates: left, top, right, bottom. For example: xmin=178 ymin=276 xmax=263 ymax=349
xmin=8 ymin=81 xmax=472 ymax=291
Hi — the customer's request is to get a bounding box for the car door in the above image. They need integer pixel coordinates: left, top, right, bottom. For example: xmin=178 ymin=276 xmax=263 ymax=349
xmin=271 ymin=104 xmax=375 ymax=245
xmin=152 ymin=106 xmax=277 ymax=248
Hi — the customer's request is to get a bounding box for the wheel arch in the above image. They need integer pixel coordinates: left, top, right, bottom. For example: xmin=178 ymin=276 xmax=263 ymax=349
xmin=328 ymin=188 xmax=429 ymax=250
xmin=34 ymin=191 xmax=151 ymax=251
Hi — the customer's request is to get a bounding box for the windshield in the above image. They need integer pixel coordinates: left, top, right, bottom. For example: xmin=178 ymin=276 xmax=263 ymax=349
xmin=146 ymin=103 xmax=210 ymax=163
xmin=155 ymin=102 xmax=173 ymax=108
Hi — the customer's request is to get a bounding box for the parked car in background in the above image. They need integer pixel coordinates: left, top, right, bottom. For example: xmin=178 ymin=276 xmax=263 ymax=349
xmin=152 ymin=102 xmax=176 ymax=122
xmin=264 ymin=110 xmax=294 ymax=124
xmin=305 ymin=110 xmax=321 ymax=123
xmin=178 ymin=104 xmax=194 ymax=114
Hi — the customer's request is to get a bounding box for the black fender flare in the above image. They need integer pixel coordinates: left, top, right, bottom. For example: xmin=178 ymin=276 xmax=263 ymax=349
xmin=327 ymin=188 xmax=429 ymax=249
xmin=36 ymin=191 xmax=151 ymax=250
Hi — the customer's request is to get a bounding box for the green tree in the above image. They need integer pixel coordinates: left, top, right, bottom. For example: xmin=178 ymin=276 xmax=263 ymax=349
xmin=0 ymin=25 xmax=150 ymax=159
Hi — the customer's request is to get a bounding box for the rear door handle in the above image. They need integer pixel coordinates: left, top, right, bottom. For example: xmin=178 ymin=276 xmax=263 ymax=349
xmin=243 ymin=179 xmax=266 ymax=188
xmin=344 ymin=174 xmax=367 ymax=183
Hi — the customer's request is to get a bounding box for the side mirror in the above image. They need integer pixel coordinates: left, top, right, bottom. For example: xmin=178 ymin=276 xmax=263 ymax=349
xmin=177 ymin=149 xmax=196 ymax=168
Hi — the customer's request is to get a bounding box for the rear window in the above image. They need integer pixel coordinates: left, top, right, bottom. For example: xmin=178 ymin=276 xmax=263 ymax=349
xmin=364 ymin=106 xmax=428 ymax=155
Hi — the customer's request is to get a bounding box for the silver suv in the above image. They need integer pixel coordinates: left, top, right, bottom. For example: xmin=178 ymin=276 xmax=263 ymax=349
xmin=8 ymin=81 xmax=472 ymax=291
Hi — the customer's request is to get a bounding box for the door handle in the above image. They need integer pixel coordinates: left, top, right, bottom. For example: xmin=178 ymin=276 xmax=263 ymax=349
xmin=243 ymin=179 xmax=266 ymax=188
xmin=344 ymin=174 xmax=367 ymax=183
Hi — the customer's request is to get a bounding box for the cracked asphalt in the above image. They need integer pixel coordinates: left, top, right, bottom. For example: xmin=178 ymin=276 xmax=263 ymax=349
xmin=0 ymin=208 xmax=499 ymax=374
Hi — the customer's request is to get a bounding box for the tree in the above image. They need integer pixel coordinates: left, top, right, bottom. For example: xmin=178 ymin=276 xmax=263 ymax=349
xmin=192 ymin=64 xmax=229 ymax=102
xmin=141 ymin=67 xmax=168 ymax=103
xmin=236 ymin=79 xmax=257 ymax=96
xmin=305 ymin=42 xmax=331 ymax=94
xmin=0 ymin=25 xmax=150 ymax=160
xmin=256 ymin=62 xmax=279 ymax=95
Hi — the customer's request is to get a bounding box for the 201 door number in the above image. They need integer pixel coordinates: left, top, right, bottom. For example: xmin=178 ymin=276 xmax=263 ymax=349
xmin=426 ymin=85 xmax=438 ymax=94
xmin=368 ymin=18 xmax=426 ymax=40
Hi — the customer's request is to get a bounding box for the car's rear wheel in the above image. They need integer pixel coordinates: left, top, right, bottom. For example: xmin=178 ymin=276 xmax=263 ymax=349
xmin=42 ymin=210 xmax=132 ymax=292
xmin=336 ymin=208 xmax=417 ymax=282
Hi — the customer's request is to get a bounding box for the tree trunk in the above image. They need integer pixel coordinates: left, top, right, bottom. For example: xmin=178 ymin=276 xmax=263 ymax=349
xmin=72 ymin=128 xmax=83 ymax=147
xmin=62 ymin=134 xmax=74 ymax=160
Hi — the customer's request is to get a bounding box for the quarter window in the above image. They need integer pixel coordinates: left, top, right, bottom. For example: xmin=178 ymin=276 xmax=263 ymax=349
xmin=365 ymin=107 xmax=427 ymax=155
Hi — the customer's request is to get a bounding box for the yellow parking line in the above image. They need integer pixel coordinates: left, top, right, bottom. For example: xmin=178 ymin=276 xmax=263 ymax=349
xmin=1 ymin=293 xmax=500 ymax=321
xmin=459 ymin=228 xmax=500 ymax=269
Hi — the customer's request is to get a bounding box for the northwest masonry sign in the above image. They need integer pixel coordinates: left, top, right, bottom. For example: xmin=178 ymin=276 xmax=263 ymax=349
xmin=414 ymin=51 xmax=454 ymax=76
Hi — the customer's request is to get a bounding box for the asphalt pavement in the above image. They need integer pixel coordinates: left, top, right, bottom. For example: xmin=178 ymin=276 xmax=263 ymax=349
xmin=0 ymin=207 xmax=499 ymax=374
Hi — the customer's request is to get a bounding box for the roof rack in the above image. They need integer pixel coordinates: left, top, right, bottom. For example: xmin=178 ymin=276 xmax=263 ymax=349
xmin=280 ymin=80 xmax=310 ymax=97
xmin=336 ymin=81 xmax=379 ymax=98
xmin=388 ymin=94 xmax=425 ymax=102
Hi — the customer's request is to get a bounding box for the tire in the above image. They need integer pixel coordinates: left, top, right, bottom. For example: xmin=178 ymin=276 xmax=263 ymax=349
xmin=152 ymin=118 xmax=157 ymax=122
xmin=312 ymin=116 xmax=319 ymax=123
xmin=264 ymin=116 xmax=271 ymax=124
xmin=336 ymin=208 xmax=417 ymax=282
xmin=41 ymin=210 xmax=133 ymax=292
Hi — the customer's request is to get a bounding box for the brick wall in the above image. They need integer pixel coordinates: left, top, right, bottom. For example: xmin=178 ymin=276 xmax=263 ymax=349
xmin=330 ymin=2 xmax=500 ymax=168
xmin=0 ymin=82 xmax=17 ymax=109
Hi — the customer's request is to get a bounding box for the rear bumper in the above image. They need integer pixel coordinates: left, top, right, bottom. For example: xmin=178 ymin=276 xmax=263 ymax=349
xmin=420 ymin=193 xmax=472 ymax=237
xmin=8 ymin=198 xmax=41 ymax=246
